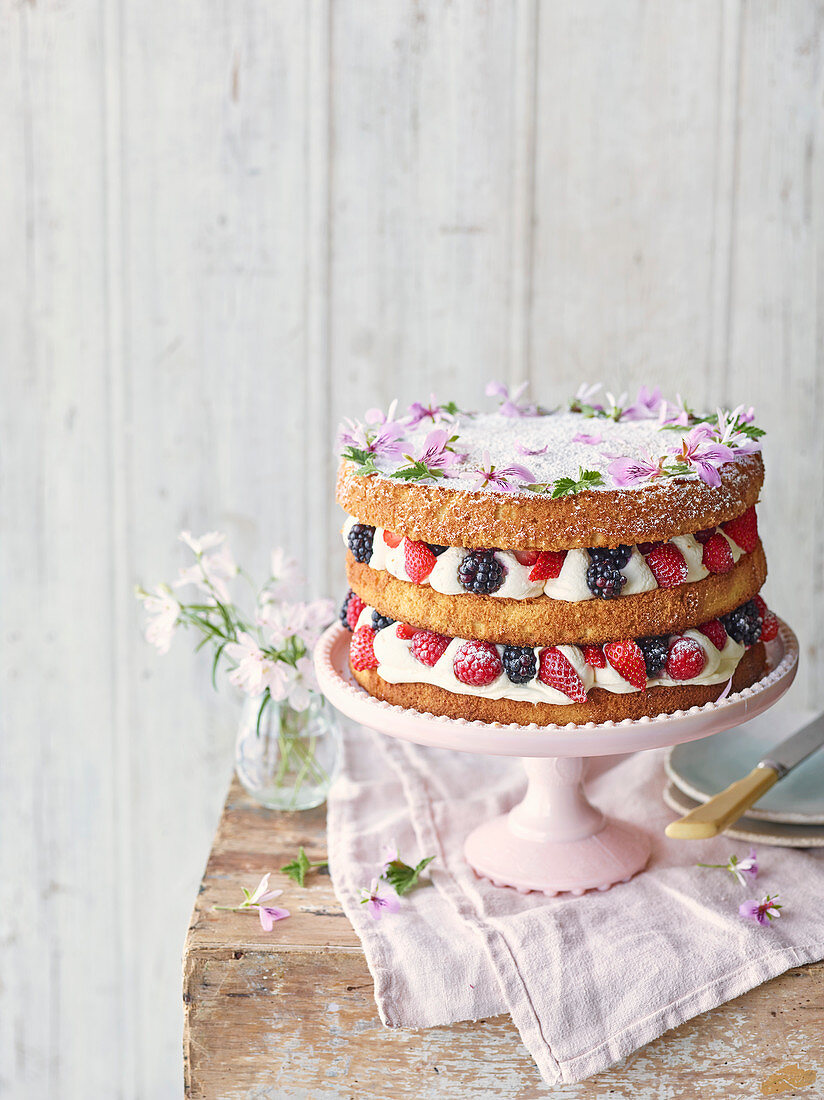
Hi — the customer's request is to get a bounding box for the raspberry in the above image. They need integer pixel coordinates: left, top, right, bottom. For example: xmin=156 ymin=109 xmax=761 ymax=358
xmin=693 ymin=527 xmax=716 ymax=545
xmin=645 ymin=542 xmax=688 ymax=588
xmin=340 ymin=590 xmax=366 ymax=631
xmin=697 ymin=619 xmax=728 ymax=651
xmin=761 ymin=609 xmax=779 ymax=642
xmin=636 ymin=635 xmax=669 ymax=677
xmin=588 ymin=544 xmax=632 ymax=569
xmin=666 ymin=636 xmax=707 ymax=681
xmin=350 ymin=626 xmax=378 ymax=671
xmin=453 ymin=640 xmax=502 ymax=686
xmin=458 ymin=550 xmax=505 ymax=594
xmin=512 ymin=550 xmax=540 ymax=567
xmin=502 ymin=645 xmax=537 ymax=684
xmin=404 ymin=540 xmax=437 ymax=584
xmin=637 ymin=542 xmax=655 ymax=556
xmin=722 ymin=506 xmax=759 ymax=553
xmin=752 ymin=594 xmax=768 ymax=618
xmin=529 ymin=550 xmax=567 ymax=581
xmin=411 ymin=629 xmax=451 ymax=667
xmin=426 ymin=543 xmax=448 ymax=557
xmin=582 ymin=644 xmax=606 ymax=668
xmin=702 ymin=533 xmax=734 ymax=574
xmin=585 ymin=559 xmax=627 ymax=599
xmin=347 ymin=523 xmax=375 ymax=564
xmin=371 ymin=611 xmax=395 ymax=632
xmin=395 ymin=622 xmax=416 ymax=640
xmin=603 ymin=639 xmax=647 ymax=690
xmin=382 ymin=530 xmax=403 ymax=549
xmin=722 ymin=600 xmax=762 ymax=646
xmin=537 ymin=647 xmax=588 ymax=701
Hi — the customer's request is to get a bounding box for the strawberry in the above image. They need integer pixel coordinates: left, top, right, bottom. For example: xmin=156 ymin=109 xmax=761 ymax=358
xmin=529 ymin=550 xmax=567 ymax=582
xmin=404 ymin=540 xmax=437 ymax=584
xmin=411 ymin=630 xmax=451 ymax=667
xmin=761 ymin=609 xmax=779 ymax=642
xmin=383 ymin=530 xmax=403 ymax=549
xmin=395 ymin=622 xmax=416 ymax=640
xmin=453 ymin=640 xmax=502 ymax=686
xmin=538 ymin=647 xmax=588 ymax=701
xmin=697 ymin=619 xmax=727 ymax=651
xmin=645 ymin=542 xmax=688 ymax=588
xmin=693 ymin=527 xmax=716 ymax=545
xmin=722 ymin=506 xmax=759 ymax=553
xmin=603 ymin=639 xmax=647 ymax=690
xmin=582 ymin=644 xmax=606 ymax=668
xmin=512 ymin=550 xmax=540 ymax=567
xmin=750 ymin=592 xmax=779 ymax=642
xmin=350 ymin=626 xmax=378 ymax=671
xmin=345 ymin=591 xmax=366 ymax=631
xmin=666 ymin=636 xmax=707 ymax=680
xmin=702 ymin=533 xmax=734 ymax=574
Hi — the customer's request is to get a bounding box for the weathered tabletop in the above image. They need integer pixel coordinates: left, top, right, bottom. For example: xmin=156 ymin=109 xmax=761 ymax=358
xmin=183 ymin=778 xmax=823 ymax=1099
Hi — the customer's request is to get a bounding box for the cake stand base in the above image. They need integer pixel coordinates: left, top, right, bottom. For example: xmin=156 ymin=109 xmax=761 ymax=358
xmin=314 ymin=622 xmax=798 ymax=897
xmin=464 ymin=756 xmax=651 ymax=895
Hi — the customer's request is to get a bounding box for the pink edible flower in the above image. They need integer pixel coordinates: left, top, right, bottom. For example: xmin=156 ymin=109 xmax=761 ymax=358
xmin=405 ymin=395 xmax=456 ymax=428
xmin=657 ymin=393 xmax=692 ymax=428
xmin=485 ymin=380 xmax=539 ymax=418
xmin=259 ymin=903 xmax=291 ymax=931
xmin=515 ymin=441 xmax=548 ymax=456
xmin=671 ymin=426 xmax=734 ymax=488
xmin=467 ymin=450 xmax=535 ymax=493
xmin=572 ymin=432 xmax=602 ymax=445
xmin=607 ymin=453 xmax=666 ymax=488
xmin=414 ymin=428 xmax=467 ymax=475
xmin=361 ymin=877 xmax=401 ymax=921
xmin=338 ymin=399 xmax=406 ymax=461
xmin=623 ymin=385 xmax=664 ymax=421
xmin=739 ymin=894 xmax=782 ymax=926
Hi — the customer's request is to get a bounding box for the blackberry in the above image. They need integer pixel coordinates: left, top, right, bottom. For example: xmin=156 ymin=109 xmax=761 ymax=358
xmin=457 ymin=550 xmax=505 ymax=594
xmin=722 ymin=600 xmax=762 ymax=646
xmin=371 ymin=611 xmax=395 ymax=632
xmin=347 ymin=523 xmax=375 ymax=564
xmin=588 ymin=544 xmax=632 ymax=569
xmin=339 ymin=590 xmax=355 ymax=631
xmin=426 ymin=543 xmax=449 ymax=557
xmin=502 ymin=645 xmax=537 ymax=684
xmin=637 ymin=635 xmax=669 ymax=677
xmin=585 ymin=559 xmax=627 ymax=600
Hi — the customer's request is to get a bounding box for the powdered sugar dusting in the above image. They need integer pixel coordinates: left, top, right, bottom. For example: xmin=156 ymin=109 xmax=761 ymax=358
xmin=367 ymin=411 xmax=738 ymax=495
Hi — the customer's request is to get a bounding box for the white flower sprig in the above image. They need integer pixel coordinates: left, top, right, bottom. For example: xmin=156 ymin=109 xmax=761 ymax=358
xmin=136 ymin=532 xmax=334 ymax=730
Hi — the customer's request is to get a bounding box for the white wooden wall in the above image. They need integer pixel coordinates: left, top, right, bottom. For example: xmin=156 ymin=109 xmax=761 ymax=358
xmin=2 ymin=2 xmax=822 ymax=1096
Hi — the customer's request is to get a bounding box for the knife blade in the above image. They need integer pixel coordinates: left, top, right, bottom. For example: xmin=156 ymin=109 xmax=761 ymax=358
xmin=665 ymin=712 xmax=824 ymax=840
xmin=757 ymin=711 xmax=824 ymax=776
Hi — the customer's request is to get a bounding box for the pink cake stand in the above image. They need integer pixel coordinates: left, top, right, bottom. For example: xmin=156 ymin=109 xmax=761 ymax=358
xmin=314 ymin=622 xmax=798 ymax=896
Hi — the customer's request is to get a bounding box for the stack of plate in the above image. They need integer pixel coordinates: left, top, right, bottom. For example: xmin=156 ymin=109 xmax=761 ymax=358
xmin=664 ymin=698 xmax=824 ymax=847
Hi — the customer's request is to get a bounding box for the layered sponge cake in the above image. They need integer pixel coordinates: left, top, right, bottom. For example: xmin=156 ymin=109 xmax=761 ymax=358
xmin=336 ymin=384 xmax=777 ymax=726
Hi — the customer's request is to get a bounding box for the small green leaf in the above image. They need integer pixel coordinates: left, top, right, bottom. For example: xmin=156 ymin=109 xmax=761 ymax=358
xmin=281 ymin=847 xmax=312 ymax=887
xmin=383 ymin=855 xmax=435 ymax=896
xmin=550 ymin=478 xmax=577 ymax=498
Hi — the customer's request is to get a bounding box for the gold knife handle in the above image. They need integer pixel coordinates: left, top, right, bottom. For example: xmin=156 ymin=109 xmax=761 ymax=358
xmin=665 ymin=764 xmax=779 ymax=839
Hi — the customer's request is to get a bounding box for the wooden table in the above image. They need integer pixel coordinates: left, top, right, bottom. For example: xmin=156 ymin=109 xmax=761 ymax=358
xmin=183 ymin=779 xmax=823 ymax=1099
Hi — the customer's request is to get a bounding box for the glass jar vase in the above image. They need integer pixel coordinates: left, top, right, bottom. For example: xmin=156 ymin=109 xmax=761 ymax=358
xmin=234 ymin=692 xmax=341 ymax=811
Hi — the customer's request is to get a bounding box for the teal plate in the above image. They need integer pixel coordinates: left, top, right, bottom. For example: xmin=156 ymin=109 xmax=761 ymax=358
xmin=666 ymin=697 xmax=824 ymax=824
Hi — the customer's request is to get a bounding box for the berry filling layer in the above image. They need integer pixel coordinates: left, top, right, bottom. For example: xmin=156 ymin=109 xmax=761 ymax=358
xmin=341 ymin=592 xmax=777 ymax=707
xmin=341 ymin=507 xmax=759 ymax=603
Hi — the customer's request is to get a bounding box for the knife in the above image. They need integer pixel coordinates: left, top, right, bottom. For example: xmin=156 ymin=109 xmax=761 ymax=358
xmin=665 ymin=713 xmax=824 ymax=839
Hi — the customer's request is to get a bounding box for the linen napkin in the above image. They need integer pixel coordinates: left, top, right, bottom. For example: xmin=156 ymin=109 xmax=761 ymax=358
xmin=326 ymin=718 xmax=824 ymax=1086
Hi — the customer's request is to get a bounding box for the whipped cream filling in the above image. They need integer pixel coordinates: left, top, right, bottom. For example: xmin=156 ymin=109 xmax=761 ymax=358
xmin=342 ymin=514 xmax=752 ymax=604
xmin=360 ymin=605 xmax=747 ymax=706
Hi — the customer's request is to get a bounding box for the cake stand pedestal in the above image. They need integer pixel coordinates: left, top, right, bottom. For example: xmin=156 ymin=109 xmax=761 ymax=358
xmin=314 ymin=623 xmax=798 ymax=896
